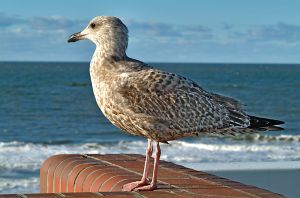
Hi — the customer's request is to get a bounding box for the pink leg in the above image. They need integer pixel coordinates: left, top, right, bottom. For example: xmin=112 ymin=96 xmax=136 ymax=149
xmin=122 ymin=139 xmax=153 ymax=191
xmin=134 ymin=142 xmax=161 ymax=191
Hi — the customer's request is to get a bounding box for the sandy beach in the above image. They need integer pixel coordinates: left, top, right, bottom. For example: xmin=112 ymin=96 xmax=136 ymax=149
xmin=181 ymin=161 xmax=300 ymax=198
xmin=212 ymin=169 xmax=299 ymax=198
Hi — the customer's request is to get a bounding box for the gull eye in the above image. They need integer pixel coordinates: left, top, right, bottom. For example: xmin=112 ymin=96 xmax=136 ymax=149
xmin=90 ymin=23 xmax=96 ymax=29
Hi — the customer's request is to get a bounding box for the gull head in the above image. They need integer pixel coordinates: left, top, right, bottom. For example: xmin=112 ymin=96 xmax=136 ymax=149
xmin=68 ymin=16 xmax=128 ymax=58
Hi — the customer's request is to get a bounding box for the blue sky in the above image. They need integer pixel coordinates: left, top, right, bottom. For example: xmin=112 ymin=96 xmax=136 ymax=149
xmin=1 ymin=0 xmax=300 ymax=63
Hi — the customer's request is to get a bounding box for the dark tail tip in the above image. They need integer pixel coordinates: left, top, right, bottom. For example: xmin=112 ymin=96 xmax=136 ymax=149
xmin=248 ymin=115 xmax=284 ymax=130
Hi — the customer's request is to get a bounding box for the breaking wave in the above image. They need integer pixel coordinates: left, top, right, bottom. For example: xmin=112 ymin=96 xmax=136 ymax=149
xmin=1 ymin=134 xmax=300 ymax=193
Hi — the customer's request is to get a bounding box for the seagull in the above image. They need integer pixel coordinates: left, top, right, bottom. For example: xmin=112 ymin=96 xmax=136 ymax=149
xmin=68 ymin=16 xmax=284 ymax=191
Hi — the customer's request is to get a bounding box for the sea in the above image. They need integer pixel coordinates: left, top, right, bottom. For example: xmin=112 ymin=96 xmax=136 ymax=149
xmin=0 ymin=62 xmax=299 ymax=193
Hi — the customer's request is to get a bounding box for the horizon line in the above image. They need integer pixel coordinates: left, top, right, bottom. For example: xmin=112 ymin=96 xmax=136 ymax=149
xmin=0 ymin=60 xmax=300 ymax=65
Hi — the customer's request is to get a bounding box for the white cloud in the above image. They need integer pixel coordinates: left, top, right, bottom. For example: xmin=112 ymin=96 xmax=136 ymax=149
xmin=0 ymin=13 xmax=300 ymax=62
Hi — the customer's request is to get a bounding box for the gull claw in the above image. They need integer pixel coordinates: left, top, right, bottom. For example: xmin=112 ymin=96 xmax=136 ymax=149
xmin=122 ymin=180 xmax=149 ymax=191
xmin=134 ymin=183 xmax=157 ymax=191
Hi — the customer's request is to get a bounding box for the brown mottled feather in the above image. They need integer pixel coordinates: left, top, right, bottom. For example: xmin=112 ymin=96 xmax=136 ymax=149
xmin=91 ymin=56 xmax=252 ymax=141
xmin=70 ymin=16 xmax=284 ymax=142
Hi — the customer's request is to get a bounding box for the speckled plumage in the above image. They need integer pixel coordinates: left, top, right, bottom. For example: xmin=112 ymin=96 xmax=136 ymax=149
xmin=68 ymin=16 xmax=284 ymax=191
xmin=69 ymin=16 xmax=283 ymax=143
xmin=90 ymin=59 xmax=250 ymax=142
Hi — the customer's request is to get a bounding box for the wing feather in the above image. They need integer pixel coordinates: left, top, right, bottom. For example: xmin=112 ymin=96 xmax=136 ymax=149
xmin=116 ymin=68 xmax=250 ymax=139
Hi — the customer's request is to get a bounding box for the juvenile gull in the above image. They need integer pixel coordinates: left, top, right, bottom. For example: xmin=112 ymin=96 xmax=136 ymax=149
xmin=68 ymin=16 xmax=284 ymax=191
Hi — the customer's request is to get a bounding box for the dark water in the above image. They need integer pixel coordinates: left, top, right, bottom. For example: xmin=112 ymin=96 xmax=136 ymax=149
xmin=0 ymin=62 xmax=299 ymax=193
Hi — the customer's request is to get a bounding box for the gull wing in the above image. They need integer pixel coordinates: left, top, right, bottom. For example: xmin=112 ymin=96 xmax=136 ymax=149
xmin=116 ymin=68 xmax=250 ymax=140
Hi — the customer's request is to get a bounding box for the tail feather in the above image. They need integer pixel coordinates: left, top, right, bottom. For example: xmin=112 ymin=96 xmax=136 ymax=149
xmin=260 ymin=125 xmax=284 ymax=131
xmin=193 ymin=115 xmax=285 ymax=137
xmin=248 ymin=115 xmax=284 ymax=130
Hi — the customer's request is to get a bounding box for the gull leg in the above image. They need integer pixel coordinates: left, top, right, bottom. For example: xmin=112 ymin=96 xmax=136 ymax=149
xmin=134 ymin=142 xmax=161 ymax=191
xmin=122 ymin=139 xmax=153 ymax=191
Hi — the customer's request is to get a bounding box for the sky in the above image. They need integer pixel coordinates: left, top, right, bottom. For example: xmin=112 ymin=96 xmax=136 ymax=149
xmin=1 ymin=0 xmax=300 ymax=63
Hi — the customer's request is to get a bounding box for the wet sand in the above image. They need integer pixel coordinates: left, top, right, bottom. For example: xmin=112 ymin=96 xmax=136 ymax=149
xmin=210 ymin=169 xmax=300 ymax=198
xmin=181 ymin=161 xmax=300 ymax=198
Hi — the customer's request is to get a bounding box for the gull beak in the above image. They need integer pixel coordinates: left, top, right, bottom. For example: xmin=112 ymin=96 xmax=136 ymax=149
xmin=67 ymin=32 xmax=87 ymax=43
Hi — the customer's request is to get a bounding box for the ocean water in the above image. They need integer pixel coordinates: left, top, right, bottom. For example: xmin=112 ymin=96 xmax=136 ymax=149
xmin=0 ymin=62 xmax=299 ymax=193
